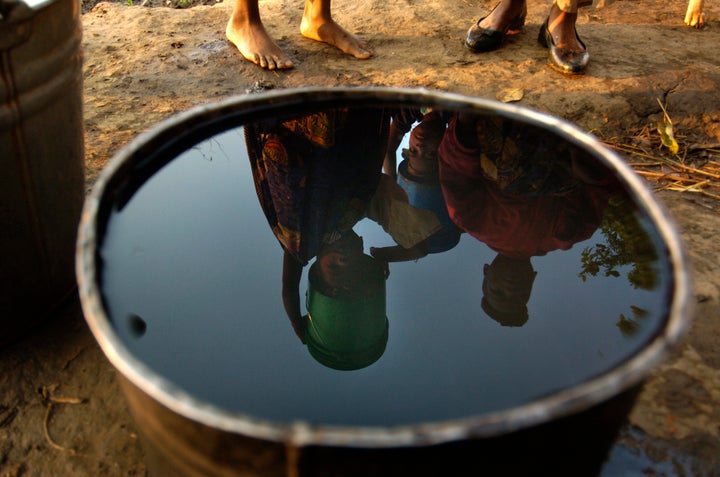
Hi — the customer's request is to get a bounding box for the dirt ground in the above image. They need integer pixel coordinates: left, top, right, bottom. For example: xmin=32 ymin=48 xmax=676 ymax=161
xmin=2 ymin=0 xmax=720 ymax=475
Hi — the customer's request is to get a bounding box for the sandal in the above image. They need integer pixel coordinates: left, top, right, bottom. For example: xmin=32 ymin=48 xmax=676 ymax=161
xmin=465 ymin=3 xmax=527 ymax=53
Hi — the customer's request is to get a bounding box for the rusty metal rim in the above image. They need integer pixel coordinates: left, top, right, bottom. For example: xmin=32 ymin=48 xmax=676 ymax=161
xmin=76 ymin=86 xmax=692 ymax=449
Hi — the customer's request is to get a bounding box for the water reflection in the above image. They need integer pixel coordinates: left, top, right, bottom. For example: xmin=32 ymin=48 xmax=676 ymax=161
xmin=99 ymin=103 xmax=670 ymax=424
xmin=241 ymin=105 xmax=662 ymax=361
xmin=372 ymin=109 xmax=461 ymax=263
xmin=437 ymin=112 xmax=623 ymax=326
xmin=244 ymin=108 xmax=396 ymax=369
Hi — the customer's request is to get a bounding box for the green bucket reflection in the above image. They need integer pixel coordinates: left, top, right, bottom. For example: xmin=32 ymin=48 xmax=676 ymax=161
xmin=305 ymin=255 xmax=388 ymax=371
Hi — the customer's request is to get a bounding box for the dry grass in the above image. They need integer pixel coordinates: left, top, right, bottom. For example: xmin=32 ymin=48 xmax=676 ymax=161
xmin=602 ymin=121 xmax=720 ymax=202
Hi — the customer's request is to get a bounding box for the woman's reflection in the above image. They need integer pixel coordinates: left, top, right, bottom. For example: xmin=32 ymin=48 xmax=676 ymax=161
xmin=438 ymin=112 xmax=621 ymax=326
xmin=371 ymin=109 xmax=461 ymax=263
xmin=244 ymin=108 xmax=440 ymax=369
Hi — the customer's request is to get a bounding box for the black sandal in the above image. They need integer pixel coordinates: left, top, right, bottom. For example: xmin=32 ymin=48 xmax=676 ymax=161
xmin=537 ymin=16 xmax=589 ymax=74
xmin=465 ymin=3 xmax=527 ymax=53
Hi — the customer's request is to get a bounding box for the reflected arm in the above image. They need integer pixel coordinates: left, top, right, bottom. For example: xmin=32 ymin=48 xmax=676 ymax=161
xmin=282 ymin=250 xmax=307 ymax=344
xmin=370 ymin=241 xmax=429 ymax=263
xmin=383 ymin=121 xmax=405 ymax=179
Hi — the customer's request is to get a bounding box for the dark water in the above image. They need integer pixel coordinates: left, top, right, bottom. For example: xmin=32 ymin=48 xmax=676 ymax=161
xmin=99 ymin=109 xmax=672 ymax=428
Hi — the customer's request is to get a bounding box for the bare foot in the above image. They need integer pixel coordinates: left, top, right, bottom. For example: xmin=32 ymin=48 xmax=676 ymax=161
xmin=226 ymin=17 xmax=294 ymax=70
xmin=300 ymin=17 xmax=372 ymax=59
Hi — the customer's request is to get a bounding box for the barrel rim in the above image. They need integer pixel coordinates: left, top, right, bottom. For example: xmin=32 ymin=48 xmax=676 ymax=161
xmin=76 ymin=86 xmax=693 ymax=449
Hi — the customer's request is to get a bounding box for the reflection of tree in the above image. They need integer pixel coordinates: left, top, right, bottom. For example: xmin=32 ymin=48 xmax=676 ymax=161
xmin=579 ymin=195 xmax=659 ymax=291
xmin=616 ymin=305 xmax=649 ymax=337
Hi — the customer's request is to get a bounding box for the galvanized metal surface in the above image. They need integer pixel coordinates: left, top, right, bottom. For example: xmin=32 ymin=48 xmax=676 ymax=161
xmin=1 ymin=0 xmax=84 ymax=346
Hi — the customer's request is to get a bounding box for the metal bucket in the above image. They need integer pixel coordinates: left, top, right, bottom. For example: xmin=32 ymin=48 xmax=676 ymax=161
xmin=1 ymin=0 xmax=84 ymax=346
xmin=77 ymin=87 xmax=692 ymax=477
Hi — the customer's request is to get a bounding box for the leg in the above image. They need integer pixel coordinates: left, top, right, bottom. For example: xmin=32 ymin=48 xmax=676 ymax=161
xmin=538 ymin=0 xmax=590 ymax=74
xmin=547 ymin=1 xmax=585 ymax=53
xmin=299 ymin=0 xmax=372 ymax=59
xmin=684 ymin=0 xmax=705 ymax=28
xmin=477 ymin=0 xmax=527 ymax=33
xmin=226 ymin=0 xmax=294 ymax=70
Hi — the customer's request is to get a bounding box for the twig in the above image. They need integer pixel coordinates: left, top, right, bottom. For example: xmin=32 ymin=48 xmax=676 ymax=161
xmin=40 ymin=385 xmax=86 ymax=456
xmin=601 ymin=132 xmax=720 ymax=201
xmin=688 ymin=143 xmax=720 ymax=152
xmin=667 ymin=179 xmax=712 ymax=192
xmin=659 ymin=156 xmax=720 ymax=180
xmin=701 ymin=190 xmax=720 ymax=200
xmin=43 ymin=403 xmax=77 ymax=455
xmin=49 ymin=396 xmax=85 ymax=405
xmin=635 ymin=170 xmax=689 ymax=182
xmin=603 ymin=142 xmax=660 ymax=162
xmin=628 ymin=161 xmax=664 ymax=168
xmin=662 ymin=184 xmax=720 ymax=200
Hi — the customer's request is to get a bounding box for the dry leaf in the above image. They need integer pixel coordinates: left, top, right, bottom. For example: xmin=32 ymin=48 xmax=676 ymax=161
xmin=656 ymin=99 xmax=679 ymax=155
xmin=497 ymin=88 xmax=524 ymax=103
xmin=657 ymin=120 xmax=679 ymax=155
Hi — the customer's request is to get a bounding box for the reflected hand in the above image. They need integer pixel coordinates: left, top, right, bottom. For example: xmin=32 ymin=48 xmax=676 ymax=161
xmin=371 ymin=243 xmax=428 ymax=264
xmin=370 ymin=247 xmax=391 ymax=278
xmin=290 ymin=314 xmax=307 ymax=344
xmin=383 ymin=154 xmax=398 ymax=180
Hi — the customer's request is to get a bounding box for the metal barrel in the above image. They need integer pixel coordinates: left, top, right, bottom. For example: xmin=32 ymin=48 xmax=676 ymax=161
xmin=117 ymin=370 xmax=640 ymax=477
xmin=77 ymin=88 xmax=692 ymax=477
xmin=0 ymin=0 xmax=85 ymax=347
